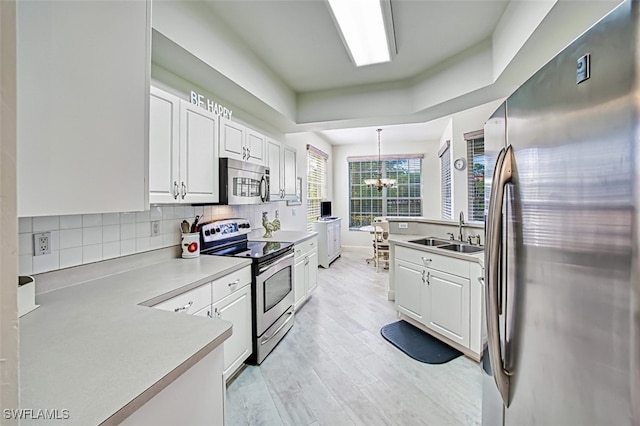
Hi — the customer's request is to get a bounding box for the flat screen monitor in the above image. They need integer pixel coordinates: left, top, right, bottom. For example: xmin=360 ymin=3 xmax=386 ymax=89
xmin=320 ymin=201 xmax=332 ymax=218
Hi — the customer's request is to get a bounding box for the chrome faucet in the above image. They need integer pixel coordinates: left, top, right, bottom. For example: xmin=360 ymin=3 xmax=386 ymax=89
xmin=458 ymin=211 xmax=465 ymax=242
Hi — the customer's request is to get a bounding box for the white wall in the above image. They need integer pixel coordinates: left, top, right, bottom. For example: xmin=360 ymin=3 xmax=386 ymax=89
xmin=443 ymin=100 xmax=503 ymax=223
xmin=333 ymin=138 xmax=441 ymax=248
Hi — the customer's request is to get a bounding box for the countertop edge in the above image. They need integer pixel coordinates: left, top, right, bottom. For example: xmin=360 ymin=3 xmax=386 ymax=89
xmin=102 ymin=325 xmax=233 ymax=425
xmin=390 ymin=238 xmax=484 ymax=263
xmin=386 ymin=217 xmax=484 ymax=229
xmin=139 ymin=259 xmax=253 ymax=307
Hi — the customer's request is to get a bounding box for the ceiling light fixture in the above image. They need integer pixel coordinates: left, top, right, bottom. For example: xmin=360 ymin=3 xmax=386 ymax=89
xmin=365 ymin=129 xmax=396 ymax=191
xmin=326 ymin=0 xmax=396 ymax=67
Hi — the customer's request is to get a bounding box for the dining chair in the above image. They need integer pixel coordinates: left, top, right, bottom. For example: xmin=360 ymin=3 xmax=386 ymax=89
xmin=372 ymin=220 xmax=390 ymax=272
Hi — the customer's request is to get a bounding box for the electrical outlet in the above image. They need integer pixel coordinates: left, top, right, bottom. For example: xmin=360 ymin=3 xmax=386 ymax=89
xmin=33 ymin=232 xmax=51 ymax=256
xmin=151 ymin=221 xmax=161 ymax=237
xmin=398 ymin=223 xmax=408 ymax=229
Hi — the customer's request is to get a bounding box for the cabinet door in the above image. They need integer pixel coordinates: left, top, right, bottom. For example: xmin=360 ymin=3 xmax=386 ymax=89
xmin=427 ymin=269 xmax=470 ymax=347
xmin=307 ymin=250 xmax=318 ymax=294
xmin=219 ymin=117 xmax=245 ymax=161
xmin=149 ymin=87 xmax=180 ymax=204
xmin=212 ymin=285 xmax=252 ymax=380
xmin=17 ymin=0 xmax=150 ymax=216
xmin=395 ymin=260 xmax=425 ymax=322
xmin=245 ymin=128 xmax=266 ymax=165
xmin=179 ymin=102 xmax=219 ymax=204
xmin=266 ymin=139 xmax=282 ymax=198
xmin=327 ymin=225 xmax=336 ymax=259
xmin=294 ymin=258 xmax=307 ymax=310
xmin=282 ymin=146 xmax=297 ymax=198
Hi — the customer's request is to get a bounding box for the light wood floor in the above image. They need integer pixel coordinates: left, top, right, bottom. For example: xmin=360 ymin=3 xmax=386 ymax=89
xmin=226 ymin=248 xmax=482 ymax=426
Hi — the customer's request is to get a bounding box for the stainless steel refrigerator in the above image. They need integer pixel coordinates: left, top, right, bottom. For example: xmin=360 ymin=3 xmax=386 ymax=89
xmin=482 ymin=1 xmax=639 ymax=424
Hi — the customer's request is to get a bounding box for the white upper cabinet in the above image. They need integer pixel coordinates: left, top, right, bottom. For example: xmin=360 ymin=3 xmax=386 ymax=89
xmin=266 ymin=139 xmax=282 ymax=199
xmin=179 ymin=102 xmax=219 ymax=203
xmin=245 ymin=128 xmax=266 ymax=164
xmin=149 ymin=87 xmax=180 ymax=204
xmin=266 ymin=138 xmax=297 ymax=200
xmin=282 ymin=145 xmax=297 ymax=198
xmin=219 ymin=118 xmax=245 ymax=160
xmin=149 ymin=87 xmax=218 ymax=204
xmin=219 ymin=117 xmax=265 ymax=165
xmin=17 ymin=0 xmax=151 ymax=216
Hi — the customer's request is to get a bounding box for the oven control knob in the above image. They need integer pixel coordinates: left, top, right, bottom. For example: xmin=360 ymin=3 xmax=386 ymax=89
xmin=216 ymin=228 xmax=220 ymax=232
xmin=204 ymin=229 xmax=210 ymax=236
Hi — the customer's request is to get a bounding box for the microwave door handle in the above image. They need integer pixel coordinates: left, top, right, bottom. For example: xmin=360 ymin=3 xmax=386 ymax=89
xmin=260 ymin=176 xmax=268 ymax=202
xmin=485 ymin=145 xmax=513 ymax=407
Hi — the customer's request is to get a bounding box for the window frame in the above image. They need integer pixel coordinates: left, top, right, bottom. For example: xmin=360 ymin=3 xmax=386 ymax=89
xmin=306 ymin=145 xmax=328 ymax=231
xmin=347 ymin=155 xmax=423 ymax=230
xmin=465 ymin=130 xmax=485 ymax=223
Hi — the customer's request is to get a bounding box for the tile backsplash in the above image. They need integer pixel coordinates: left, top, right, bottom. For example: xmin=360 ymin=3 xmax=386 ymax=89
xmin=19 ymin=203 xmax=288 ymax=275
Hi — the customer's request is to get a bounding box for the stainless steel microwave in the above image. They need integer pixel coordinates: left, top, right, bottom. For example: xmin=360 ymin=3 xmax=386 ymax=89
xmin=218 ymin=158 xmax=270 ymax=205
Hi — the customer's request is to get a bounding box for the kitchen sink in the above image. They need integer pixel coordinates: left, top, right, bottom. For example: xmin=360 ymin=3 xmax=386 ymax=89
xmin=437 ymin=244 xmax=484 ymax=254
xmin=408 ymin=237 xmax=451 ymax=246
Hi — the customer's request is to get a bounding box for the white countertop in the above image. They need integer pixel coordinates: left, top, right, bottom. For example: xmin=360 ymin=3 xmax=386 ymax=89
xmin=389 ymin=234 xmax=484 ymax=263
xmin=19 ymin=255 xmax=252 ymax=425
xmin=248 ymin=229 xmax=317 ymax=244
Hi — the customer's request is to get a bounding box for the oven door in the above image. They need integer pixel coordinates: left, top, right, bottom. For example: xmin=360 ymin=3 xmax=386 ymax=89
xmin=255 ymin=251 xmax=294 ymax=336
xmin=224 ymin=167 xmax=269 ymax=205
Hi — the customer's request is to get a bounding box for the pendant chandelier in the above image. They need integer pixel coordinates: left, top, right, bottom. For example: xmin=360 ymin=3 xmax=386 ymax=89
xmin=364 ymin=128 xmax=397 ymax=191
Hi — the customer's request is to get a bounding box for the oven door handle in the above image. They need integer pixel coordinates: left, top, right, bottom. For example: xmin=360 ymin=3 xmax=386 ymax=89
xmin=260 ymin=311 xmax=294 ymax=346
xmin=259 ymin=252 xmax=294 ymax=274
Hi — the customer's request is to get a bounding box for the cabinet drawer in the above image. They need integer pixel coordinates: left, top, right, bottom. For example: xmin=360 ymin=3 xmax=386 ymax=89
xmin=395 ymin=246 xmax=469 ymax=278
xmin=295 ymin=237 xmax=317 ymax=259
xmin=212 ymin=266 xmax=252 ymax=303
xmin=153 ymin=283 xmax=212 ymax=314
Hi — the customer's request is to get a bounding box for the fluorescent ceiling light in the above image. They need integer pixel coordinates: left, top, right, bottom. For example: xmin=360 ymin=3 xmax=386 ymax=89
xmin=327 ymin=0 xmax=394 ymax=67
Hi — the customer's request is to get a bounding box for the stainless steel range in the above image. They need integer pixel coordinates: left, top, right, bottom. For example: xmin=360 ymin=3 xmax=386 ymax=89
xmin=199 ymin=218 xmax=294 ymax=364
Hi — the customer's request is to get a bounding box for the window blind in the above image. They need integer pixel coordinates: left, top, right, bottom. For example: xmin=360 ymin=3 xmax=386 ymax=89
xmin=466 ymin=134 xmax=485 ymax=222
xmin=440 ymin=144 xmax=452 ymax=220
xmin=307 ymin=145 xmax=327 ymax=230
xmin=348 ymin=157 xmax=422 ymax=229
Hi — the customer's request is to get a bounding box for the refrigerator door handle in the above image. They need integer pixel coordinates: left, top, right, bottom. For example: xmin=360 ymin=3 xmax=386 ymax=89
xmin=485 ymin=145 xmax=514 ymax=407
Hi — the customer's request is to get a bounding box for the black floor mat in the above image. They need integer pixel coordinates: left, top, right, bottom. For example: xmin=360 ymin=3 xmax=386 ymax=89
xmin=380 ymin=320 xmax=463 ymax=364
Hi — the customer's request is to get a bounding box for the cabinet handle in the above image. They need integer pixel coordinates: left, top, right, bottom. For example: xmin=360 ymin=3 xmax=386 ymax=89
xmin=304 ymin=255 xmax=309 ymax=265
xmin=421 ymin=270 xmax=426 ymax=283
xmin=207 ymin=310 xmax=213 ymax=319
xmin=427 ymin=271 xmax=430 ymax=285
xmin=173 ymin=181 xmax=179 ymax=200
xmin=242 ymin=147 xmax=246 ymax=159
xmin=181 ymin=182 xmax=187 ymax=199
xmin=310 ymin=242 xmax=314 ymax=246
xmin=247 ymin=148 xmax=251 ymax=159
xmin=421 ymin=257 xmax=432 ymax=264
xmin=228 ymin=278 xmax=240 ymax=287
xmin=174 ymin=301 xmax=193 ymax=313
xmin=296 ymin=249 xmax=302 ymax=256
xmin=214 ymin=307 xmax=221 ymax=319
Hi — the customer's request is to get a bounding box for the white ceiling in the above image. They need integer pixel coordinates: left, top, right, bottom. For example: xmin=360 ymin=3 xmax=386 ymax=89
xmin=152 ymin=0 xmax=622 ymax=145
xmin=203 ymin=0 xmax=510 ymax=93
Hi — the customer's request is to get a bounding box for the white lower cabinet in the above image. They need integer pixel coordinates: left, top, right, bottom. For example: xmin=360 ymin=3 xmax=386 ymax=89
xmin=293 ymin=237 xmax=318 ymax=310
xmin=394 ymin=245 xmax=481 ymax=358
xmin=152 ymin=264 xmax=252 ymax=392
xmin=314 ymin=218 xmax=341 ymax=268
xmin=196 ymin=284 xmax=252 ymax=382
xmin=121 ymin=346 xmax=224 ymax=426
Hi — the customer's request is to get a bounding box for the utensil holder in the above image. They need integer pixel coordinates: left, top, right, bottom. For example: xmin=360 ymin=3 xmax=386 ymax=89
xmin=181 ymin=233 xmax=200 ymax=258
